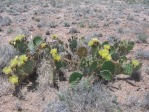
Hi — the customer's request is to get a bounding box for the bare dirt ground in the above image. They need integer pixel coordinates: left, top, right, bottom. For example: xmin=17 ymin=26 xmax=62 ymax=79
xmin=0 ymin=0 xmax=149 ymax=112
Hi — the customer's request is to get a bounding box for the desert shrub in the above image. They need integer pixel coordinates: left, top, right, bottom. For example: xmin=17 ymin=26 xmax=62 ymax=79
xmin=137 ymin=34 xmax=148 ymax=43
xmin=0 ymin=76 xmax=13 ymax=96
xmin=37 ymin=59 xmax=54 ymax=92
xmin=142 ymin=91 xmax=149 ymax=110
xmin=119 ymin=91 xmax=149 ymax=112
xmin=45 ymin=78 xmax=120 ymax=112
xmin=135 ymin=50 xmax=149 ymax=60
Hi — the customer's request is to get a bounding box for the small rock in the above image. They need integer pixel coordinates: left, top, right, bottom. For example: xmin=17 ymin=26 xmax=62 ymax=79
xmin=37 ymin=21 xmax=45 ymax=28
xmin=46 ymin=30 xmax=50 ymax=35
xmin=114 ymin=20 xmax=120 ymax=25
xmin=98 ymin=15 xmax=105 ymax=20
xmin=69 ymin=27 xmax=80 ymax=34
xmin=32 ymin=17 xmax=40 ymax=22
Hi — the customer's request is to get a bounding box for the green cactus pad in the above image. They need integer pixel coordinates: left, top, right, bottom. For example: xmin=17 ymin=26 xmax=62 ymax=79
xmin=123 ymin=64 xmax=133 ymax=75
xmin=28 ymin=40 xmax=35 ymax=51
xmin=69 ymin=37 xmax=77 ymax=52
xmin=80 ymin=58 xmax=87 ymax=68
xmin=119 ymin=56 xmax=127 ymax=64
xmin=55 ymin=61 xmax=66 ymax=69
xmin=114 ymin=63 xmax=123 ymax=75
xmin=102 ymin=41 xmax=109 ymax=46
xmin=110 ymin=46 xmax=115 ymax=54
xmin=100 ymin=70 xmax=112 ymax=81
xmin=69 ymin=72 xmax=83 ymax=83
xmin=33 ymin=36 xmax=43 ymax=47
xmin=127 ymin=41 xmax=134 ymax=51
xmin=89 ymin=61 xmax=98 ymax=73
xmin=101 ymin=61 xmax=115 ymax=74
xmin=111 ymin=53 xmax=120 ymax=61
xmin=23 ymin=60 xmax=36 ymax=74
xmin=16 ymin=41 xmax=28 ymax=54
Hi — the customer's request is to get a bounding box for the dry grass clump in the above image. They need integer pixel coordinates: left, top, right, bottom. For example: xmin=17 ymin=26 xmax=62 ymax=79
xmin=45 ymin=78 xmax=119 ymax=112
xmin=0 ymin=76 xmax=13 ymax=96
xmin=0 ymin=40 xmax=16 ymax=96
xmin=142 ymin=92 xmax=149 ymax=110
xmin=119 ymin=91 xmax=149 ymax=112
xmin=135 ymin=50 xmax=149 ymax=60
xmin=37 ymin=59 xmax=54 ymax=92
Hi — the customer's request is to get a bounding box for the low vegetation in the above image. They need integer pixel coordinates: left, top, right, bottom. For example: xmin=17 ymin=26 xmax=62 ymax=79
xmin=1 ymin=34 xmax=142 ymax=98
xmin=45 ymin=78 xmax=120 ymax=112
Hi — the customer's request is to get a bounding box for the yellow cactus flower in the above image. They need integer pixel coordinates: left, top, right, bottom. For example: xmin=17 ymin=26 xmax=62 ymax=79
xmin=105 ymin=54 xmax=112 ymax=61
xmin=53 ymin=54 xmax=61 ymax=61
xmin=9 ymin=75 xmax=18 ymax=84
xmin=14 ymin=36 xmax=20 ymax=41
xmin=88 ymin=40 xmax=94 ymax=46
xmin=92 ymin=38 xmax=99 ymax=42
xmin=14 ymin=34 xmax=25 ymax=41
xmin=51 ymin=34 xmax=57 ymax=39
xmin=40 ymin=43 xmax=47 ymax=49
xmin=88 ymin=38 xmax=99 ymax=47
xmin=18 ymin=60 xmax=25 ymax=67
xmin=132 ymin=60 xmax=139 ymax=67
xmin=99 ymin=49 xmax=109 ymax=57
xmin=99 ymin=49 xmax=112 ymax=60
xmin=50 ymin=48 xmax=57 ymax=55
xmin=19 ymin=55 xmax=28 ymax=62
xmin=104 ymin=44 xmax=110 ymax=50
xmin=2 ymin=67 xmax=12 ymax=75
xmin=10 ymin=56 xmax=19 ymax=68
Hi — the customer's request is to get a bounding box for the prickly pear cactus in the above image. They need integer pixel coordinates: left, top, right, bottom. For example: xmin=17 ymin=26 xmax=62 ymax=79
xmin=100 ymin=70 xmax=112 ymax=81
xmin=101 ymin=61 xmax=115 ymax=75
xmin=123 ymin=64 xmax=133 ymax=75
xmin=68 ymin=36 xmax=78 ymax=52
xmin=69 ymin=72 xmax=83 ymax=83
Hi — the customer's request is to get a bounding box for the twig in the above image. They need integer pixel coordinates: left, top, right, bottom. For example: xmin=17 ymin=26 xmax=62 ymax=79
xmin=0 ymin=93 xmax=12 ymax=97
xmin=125 ymin=80 xmax=136 ymax=87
